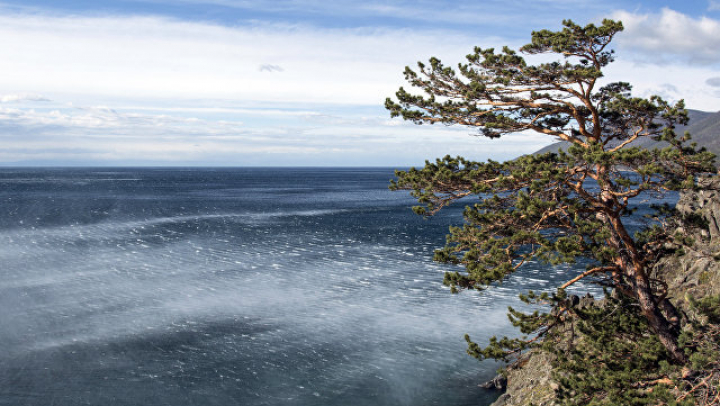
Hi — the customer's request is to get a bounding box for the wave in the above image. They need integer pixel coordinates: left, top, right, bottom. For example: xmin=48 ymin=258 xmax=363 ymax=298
xmin=0 ymin=209 xmax=349 ymax=241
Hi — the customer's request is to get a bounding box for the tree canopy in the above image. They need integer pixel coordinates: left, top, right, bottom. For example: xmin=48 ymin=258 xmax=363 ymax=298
xmin=385 ymin=18 xmax=716 ymax=372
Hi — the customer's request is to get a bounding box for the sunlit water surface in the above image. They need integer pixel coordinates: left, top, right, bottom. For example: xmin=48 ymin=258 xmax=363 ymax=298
xmin=0 ymin=168 xmax=615 ymax=406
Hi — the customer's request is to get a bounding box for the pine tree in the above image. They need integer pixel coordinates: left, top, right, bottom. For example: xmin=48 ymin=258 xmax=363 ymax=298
xmin=385 ymin=19 xmax=715 ymax=364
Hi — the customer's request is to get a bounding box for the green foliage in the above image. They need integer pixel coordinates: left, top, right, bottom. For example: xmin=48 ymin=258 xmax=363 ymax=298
xmin=546 ymin=293 xmax=685 ymax=405
xmin=542 ymin=293 xmax=720 ymax=405
xmin=677 ymin=295 xmax=720 ymax=404
xmin=465 ymin=289 xmax=569 ymax=362
xmin=687 ymin=294 xmax=720 ymax=326
xmin=471 ymin=291 xmax=720 ymax=404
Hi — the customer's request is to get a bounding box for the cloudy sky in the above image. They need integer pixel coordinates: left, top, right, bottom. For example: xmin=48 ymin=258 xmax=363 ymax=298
xmin=1 ymin=0 xmax=719 ymax=166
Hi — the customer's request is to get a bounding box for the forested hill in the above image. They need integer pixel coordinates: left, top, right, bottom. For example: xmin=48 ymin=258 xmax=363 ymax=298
xmin=534 ymin=109 xmax=720 ymax=157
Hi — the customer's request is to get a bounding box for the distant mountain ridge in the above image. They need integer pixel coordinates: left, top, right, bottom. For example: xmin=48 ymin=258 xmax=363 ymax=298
xmin=533 ymin=109 xmax=720 ymax=159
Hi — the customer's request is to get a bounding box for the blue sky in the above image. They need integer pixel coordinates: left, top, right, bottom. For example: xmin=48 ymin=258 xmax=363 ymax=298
xmin=0 ymin=0 xmax=719 ymax=166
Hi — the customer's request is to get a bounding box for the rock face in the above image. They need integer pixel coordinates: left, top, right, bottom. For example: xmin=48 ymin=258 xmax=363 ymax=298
xmin=489 ymin=352 xmax=557 ymax=406
xmin=489 ymin=177 xmax=720 ymax=406
xmin=657 ymin=177 xmax=720 ymax=303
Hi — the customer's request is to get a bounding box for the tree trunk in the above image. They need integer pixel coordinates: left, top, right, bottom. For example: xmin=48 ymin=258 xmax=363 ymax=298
xmin=633 ymin=274 xmax=687 ymax=364
xmin=603 ymin=203 xmax=687 ymax=364
xmin=659 ymin=297 xmax=682 ymax=331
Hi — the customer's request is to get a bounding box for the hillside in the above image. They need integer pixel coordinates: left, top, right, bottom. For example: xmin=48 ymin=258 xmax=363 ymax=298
xmin=534 ymin=109 xmax=720 ymax=157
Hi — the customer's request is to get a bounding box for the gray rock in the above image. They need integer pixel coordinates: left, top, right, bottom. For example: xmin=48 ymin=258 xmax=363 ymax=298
xmin=488 ymin=351 xmax=557 ymax=406
xmin=656 ymin=176 xmax=720 ymax=303
xmin=480 ymin=374 xmax=507 ymax=390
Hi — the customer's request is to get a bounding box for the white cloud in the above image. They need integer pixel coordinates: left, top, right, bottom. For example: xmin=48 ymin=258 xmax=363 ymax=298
xmin=612 ymin=8 xmax=720 ymax=64
xmin=0 ymin=98 xmax=552 ymax=165
xmin=0 ymin=12 xmax=483 ymax=105
xmin=116 ymin=105 xmax=323 ymax=118
xmin=0 ymin=104 xmax=244 ymax=137
xmin=603 ymin=60 xmax=720 ymax=110
xmin=140 ymin=0 xmax=609 ymax=30
xmin=0 ymin=93 xmax=51 ymax=103
xmin=709 ymin=0 xmax=720 ymax=11
xmin=0 ymin=10 xmax=531 ymax=165
xmin=356 ymin=3 xmax=515 ymax=26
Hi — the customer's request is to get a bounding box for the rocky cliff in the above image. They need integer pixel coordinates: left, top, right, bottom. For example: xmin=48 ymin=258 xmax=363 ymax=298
xmin=489 ymin=351 xmax=556 ymax=406
xmin=657 ymin=177 xmax=720 ymax=302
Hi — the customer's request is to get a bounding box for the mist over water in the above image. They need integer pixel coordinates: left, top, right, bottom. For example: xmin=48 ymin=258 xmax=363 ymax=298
xmin=0 ymin=168 xmax=597 ymax=406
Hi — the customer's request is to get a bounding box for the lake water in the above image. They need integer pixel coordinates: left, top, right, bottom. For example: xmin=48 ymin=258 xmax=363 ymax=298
xmin=0 ymin=168 xmax=600 ymax=406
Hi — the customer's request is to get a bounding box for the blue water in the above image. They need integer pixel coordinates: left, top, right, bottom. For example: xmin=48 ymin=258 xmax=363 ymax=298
xmin=0 ymin=168 xmax=598 ymax=406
